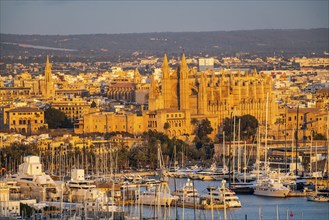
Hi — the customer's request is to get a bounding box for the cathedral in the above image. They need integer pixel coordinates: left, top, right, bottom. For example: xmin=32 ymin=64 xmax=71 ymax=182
xmin=147 ymin=53 xmax=278 ymax=138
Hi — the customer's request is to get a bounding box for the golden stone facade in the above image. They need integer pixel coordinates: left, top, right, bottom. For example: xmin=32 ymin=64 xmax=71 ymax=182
xmin=75 ymin=111 xmax=146 ymax=135
xmin=76 ymin=53 xmax=278 ymax=139
xmin=275 ymin=107 xmax=328 ymax=141
xmin=51 ymin=97 xmax=92 ymax=123
xmin=6 ymin=107 xmax=48 ymax=134
xmin=147 ymin=53 xmax=278 ymax=138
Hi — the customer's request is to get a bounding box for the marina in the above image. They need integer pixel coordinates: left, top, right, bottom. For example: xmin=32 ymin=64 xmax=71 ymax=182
xmin=1 ymin=153 xmax=329 ymax=219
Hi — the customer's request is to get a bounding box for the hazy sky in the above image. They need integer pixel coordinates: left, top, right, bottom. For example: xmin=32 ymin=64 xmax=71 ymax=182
xmin=1 ymin=0 xmax=328 ymax=35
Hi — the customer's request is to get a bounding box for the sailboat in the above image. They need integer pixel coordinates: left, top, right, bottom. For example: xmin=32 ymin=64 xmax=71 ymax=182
xmin=307 ymin=143 xmax=329 ymax=202
xmin=138 ymin=144 xmax=178 ymax=206
xmin=254 ymin=94 xmax=291 ymax=198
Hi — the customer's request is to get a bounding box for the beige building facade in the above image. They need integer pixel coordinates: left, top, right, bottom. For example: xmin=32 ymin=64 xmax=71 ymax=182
xmin=147 ymin=53 xmax=277 ymax=138
xmin=6 ymin=107 xmax=48 ymax=134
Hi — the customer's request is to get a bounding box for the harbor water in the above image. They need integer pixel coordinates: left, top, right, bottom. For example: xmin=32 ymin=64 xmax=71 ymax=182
xmin=123 ymin=178 xmax=329 ymax=220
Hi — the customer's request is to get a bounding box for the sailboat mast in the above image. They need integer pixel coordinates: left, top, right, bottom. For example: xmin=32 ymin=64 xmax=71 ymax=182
xmin=291 ymin=128 xmax=294 ymax=173
xmin=257 ymin=127 xmax=260 ymax=182
xmin=223 ymin=131 xmax=226 ymax=168
xmin=265 ymin=93 xmax=269 ymax=171
xmin=238 ymin=118 xmax=241 ymax=174
xmin=244 ymin=141 xmax=247 ymax=183
xmin=233 ymin=111 xmax=236 ymax=183
xmin=315 ymin=142 xmax=318 ymax=193
xmin=295 ymin=105 xmax=299 ymax=176
xmin=174 ymin=145 xmax=177 ymax=170
xmin=326 ymin=111 xmax=329 ymax=179
xmin=310 ymin=133 xmax=313 ymax=176
xmin=284 ymin=107 xmax=287 ymax=172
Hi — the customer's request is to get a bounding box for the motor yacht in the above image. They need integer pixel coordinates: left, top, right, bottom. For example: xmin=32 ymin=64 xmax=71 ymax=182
xmin=253 ymin=178 xmax=290 ymax=198
xmin=10 ymin=155 xmax=61 ymax=202
xmin=172 ymin=178 xmax=199 ymax=205
xmin=202 ymin=180 xmax=241 ymax=208
xmin=137 ymin=184 xmax=178 ymax=206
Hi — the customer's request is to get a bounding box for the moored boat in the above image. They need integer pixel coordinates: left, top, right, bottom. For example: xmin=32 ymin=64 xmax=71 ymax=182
xmin=253 ymin=178 xmax=290 ymax=198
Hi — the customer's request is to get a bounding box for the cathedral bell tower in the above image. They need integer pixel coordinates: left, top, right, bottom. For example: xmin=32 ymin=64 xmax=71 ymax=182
xmin=178 ymin=53 xmax=189 ymax=110
xmin=44 ymin=56 xmax=55 ymax=98
xmin=161 ymin=53 xmax=171 ymax=109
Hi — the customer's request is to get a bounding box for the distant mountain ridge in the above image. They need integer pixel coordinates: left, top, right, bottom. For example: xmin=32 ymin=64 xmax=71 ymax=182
xmin=1 ymin=29 xmax=328 ymax=60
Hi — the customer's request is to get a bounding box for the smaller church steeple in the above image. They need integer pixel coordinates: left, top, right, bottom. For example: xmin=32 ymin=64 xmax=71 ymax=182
xmin=134 ymin=68 xmax=141 ymax=84
xmin=44 ymin=55 xmax=54 ymax=98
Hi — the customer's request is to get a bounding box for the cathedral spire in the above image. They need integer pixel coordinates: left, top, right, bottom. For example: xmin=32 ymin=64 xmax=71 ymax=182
xmin=181 ymin=53 xmax=187 ymax=69
xmin=253 ymin=68 xmax=258 ymax=76
xmin=162 ymin=53 xmax=170 ymax=79
xmin=179 ymin=53 xmax=188 ymax=79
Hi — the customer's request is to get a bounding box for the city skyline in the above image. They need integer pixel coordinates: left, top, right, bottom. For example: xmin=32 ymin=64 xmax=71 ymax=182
xmin=0 ymin=0 xmax=328 ymax=35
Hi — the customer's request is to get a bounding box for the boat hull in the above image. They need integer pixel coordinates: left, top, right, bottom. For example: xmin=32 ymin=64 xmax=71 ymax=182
xmin=254 ymin=189 xmax=290 ymax=198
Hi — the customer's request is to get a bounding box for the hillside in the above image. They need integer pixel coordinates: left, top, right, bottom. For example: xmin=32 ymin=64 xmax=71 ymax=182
xmin=1 ymin=29 xmax=328 ymax=61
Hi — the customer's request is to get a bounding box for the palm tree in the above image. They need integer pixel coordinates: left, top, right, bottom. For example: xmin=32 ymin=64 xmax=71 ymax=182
xmin=274 ymin=117 xmax=285 ymax=140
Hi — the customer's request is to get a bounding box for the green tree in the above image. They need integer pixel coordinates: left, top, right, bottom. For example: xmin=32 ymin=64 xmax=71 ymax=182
xmin=0 ymin=143 xmax=40 ymax=173
xmin=195 ymin=119 xmax=213 ymax=140
xmin=193 ymin=119 xmax=214 ymax=160
xmin=163 ymin=122 xmax=170 ymax=130
xmin=240 ymin=114 xmax=259 ymax=140
xmin=90 ymin=101 xmax=97 ymax=108
xmin=223 ymin=114 xmax=258 ymax=141
xmin=44 ymin=107 xmax=73 ymax=129
xmin=117 ymin=145 xmax=130 ymax=171
xmin=313 ymin=133 xmax=326 ymax=140
xmin=129 ymin=145 xmax=148 ymax=169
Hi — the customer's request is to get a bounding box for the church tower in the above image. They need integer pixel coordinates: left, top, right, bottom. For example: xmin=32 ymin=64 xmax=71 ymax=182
xmin=178 ymin=53 xmax=189 ymax=110
xmin=44 ymin=56 xmax=54 ymax=98
xmin=198 ymin=72 xmax=208 ymax=114
xmin=161 ymin=53 xmax=171 ymax=109
xmin=133 ymin=68 xmax=141 ymax=84
xmin=148 ymin=74 xmax=159 ymax=111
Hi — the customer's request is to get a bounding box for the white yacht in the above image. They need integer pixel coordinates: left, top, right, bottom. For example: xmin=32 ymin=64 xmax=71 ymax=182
xmin=172 ymin=178 xmax=199 ymax=205
xmin=196 ymin=163 xmax=219 ymax=181
xmin=10 ymin=155 xmax=61 ymax=201
xmin=253 ymin=178 xmax=290 ymax=198
xmin=307 ymin=193 xmax=329 ymax=202
xmin=201 ymin=180 xmax=241 ymax=208
xmin=66 ymin=169 xmax=97 ymax=202
xmin=171 ymin=165 xmax=202 ymax=178
xmin=137 ymin=184 xmax=178 ymax=206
